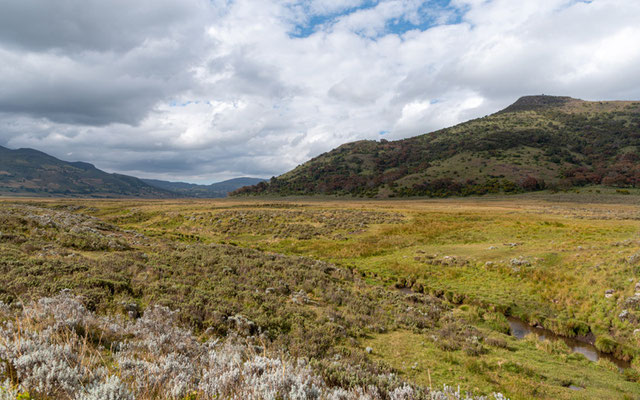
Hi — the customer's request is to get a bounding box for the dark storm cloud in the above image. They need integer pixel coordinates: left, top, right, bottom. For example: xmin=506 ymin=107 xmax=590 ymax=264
xmin=0 ymin=72 xmax=172 ymax=126
xmin=0 ymin=0 xmax=205 ymax=52
xmin=0 ymin=0 xmax=212 ymax=126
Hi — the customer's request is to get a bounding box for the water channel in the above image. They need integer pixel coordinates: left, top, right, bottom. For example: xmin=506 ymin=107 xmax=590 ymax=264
xmin=395 ymin=288 xmax=631 ymax=372
xmin=507 ymin=317 xmax=630 ymax=371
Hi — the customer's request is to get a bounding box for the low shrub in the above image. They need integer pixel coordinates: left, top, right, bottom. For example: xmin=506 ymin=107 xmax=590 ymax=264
xmin=0 ymin=293 xmax=507 ymax=400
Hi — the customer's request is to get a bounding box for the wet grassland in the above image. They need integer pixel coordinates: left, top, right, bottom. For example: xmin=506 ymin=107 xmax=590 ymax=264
xmin=1 ymin=193 xmax=640 ymax=399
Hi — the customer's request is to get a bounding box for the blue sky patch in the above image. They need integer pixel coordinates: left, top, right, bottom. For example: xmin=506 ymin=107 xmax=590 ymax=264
xmin=289 ymin=0 xmax=467 ymax=39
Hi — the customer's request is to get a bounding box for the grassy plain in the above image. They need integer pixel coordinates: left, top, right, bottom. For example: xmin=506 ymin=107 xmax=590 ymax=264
xmin=2 ymin=191 xmax=640 ymax=399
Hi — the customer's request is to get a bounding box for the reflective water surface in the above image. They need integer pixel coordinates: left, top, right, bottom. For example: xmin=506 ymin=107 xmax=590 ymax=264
xmin=507 ymin=317 xmax=630 ymax=371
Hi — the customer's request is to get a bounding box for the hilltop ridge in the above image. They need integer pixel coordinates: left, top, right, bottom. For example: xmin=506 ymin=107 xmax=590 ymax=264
xmin=499 ymin=95 xmax=575 ymax=113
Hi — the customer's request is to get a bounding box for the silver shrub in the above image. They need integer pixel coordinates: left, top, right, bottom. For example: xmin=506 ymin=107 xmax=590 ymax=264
xmin=0 ymin=293 xmax=509 ymax=399
xmin=27 ymin=291 xmax=89 ymax=330
xmin=198 ymin=343 xmax=397 ymax=400
xmin=0 ymin=380 xmax=19 ymax=400
xmin=116 ymin=352 xmax=198 ymax=398
xmin=0 ymin=326 xmax=82 ymax=397
xmin=75 ymin=376 xmax=134 ymax=400
xmin=126 ymin=305 xmax=198 ymax=356
xmin=115 ymin=305 xmax=201 ymax=398
xmin=389 ymin=384 xmax=416 ymax=400
xmin=323 ymin=387 xmax=379 ymax=400
xmin=428 ymin=385 xmax=507 ymax=400
xmin=204 ymin=353 xmax=324 ymax=399
xmin=0 ymin=301 xmax=10 ymax=317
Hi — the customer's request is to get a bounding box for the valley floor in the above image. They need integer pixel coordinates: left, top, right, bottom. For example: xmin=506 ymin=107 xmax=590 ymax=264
xmin=1 ymin=192 xmax=640 ymax=399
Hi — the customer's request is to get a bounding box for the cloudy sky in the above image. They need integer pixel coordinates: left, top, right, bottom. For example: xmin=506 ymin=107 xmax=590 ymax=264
xmin=1 ymin=0 xmax=639 ymax=183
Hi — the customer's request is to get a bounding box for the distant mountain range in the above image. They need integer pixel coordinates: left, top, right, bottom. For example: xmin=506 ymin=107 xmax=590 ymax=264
xmin=142 ymin=177 xmax=266 ymax=198
xmin=0 ymin=145 xmax=263 ymax=198
xmin=233 ymin=95 xmax=640 ymax=198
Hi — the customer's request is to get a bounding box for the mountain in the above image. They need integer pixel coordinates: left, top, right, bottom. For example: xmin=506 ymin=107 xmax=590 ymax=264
xmin=0 ymin=146 xmax=175 ymax=198
xmin=142 ymin=177 xmax=266 ymax=198
xmin=232 ymin=95 xmax=640 ymax=198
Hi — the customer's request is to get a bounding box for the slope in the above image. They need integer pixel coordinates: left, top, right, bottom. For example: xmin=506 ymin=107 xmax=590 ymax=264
xmin=233 ymin=95 xmax=640 ymax=197
xmin=0 ymin=146 xmax=176 ymax=198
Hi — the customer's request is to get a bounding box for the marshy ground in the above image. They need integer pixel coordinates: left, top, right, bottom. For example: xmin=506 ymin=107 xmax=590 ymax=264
xmin=1 ymin=190 xmax=640 ymax=399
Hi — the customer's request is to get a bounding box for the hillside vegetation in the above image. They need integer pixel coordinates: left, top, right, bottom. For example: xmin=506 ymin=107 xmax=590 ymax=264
xmin=0 ymin=146 xmax=263 ymax=198
xmin=0 ymin=146 xmax=174 ymax=198
xmin=233 ymin=96 xmax=640 ymax=198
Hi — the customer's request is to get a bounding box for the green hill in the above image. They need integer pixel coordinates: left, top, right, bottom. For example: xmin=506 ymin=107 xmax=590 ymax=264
xmin=232 ymin=95 xmax=640 ymax=197
xmin=0 ymin=146 xmax=175 ymax=198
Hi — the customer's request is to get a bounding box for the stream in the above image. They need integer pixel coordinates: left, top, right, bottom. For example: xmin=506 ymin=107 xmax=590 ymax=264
xmin=507 ymin=317 xmax=630 ymax=371
xmin=394 ymin=287 xmax=631 ymax=371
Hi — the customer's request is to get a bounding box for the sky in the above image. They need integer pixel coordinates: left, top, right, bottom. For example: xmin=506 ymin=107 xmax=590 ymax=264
xmin=1 ymin=0 xmax=639 ymax=183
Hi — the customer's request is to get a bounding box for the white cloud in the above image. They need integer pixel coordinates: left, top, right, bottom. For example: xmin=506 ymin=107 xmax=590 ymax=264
xmin=308 ymin=0 xmax=368 ymax=16
xmin=1 ymin=0 xmax=640 ymax=182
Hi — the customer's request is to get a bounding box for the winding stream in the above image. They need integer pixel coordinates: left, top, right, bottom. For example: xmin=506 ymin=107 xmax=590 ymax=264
xmin=395 ymin=287 xmax=631 ymax=371
xmin=507 ymin=317 xmax=630 ymax=371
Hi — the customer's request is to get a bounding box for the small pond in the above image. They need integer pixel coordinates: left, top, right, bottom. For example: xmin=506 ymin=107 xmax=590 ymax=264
xmin=507 ymin=317 xmax=630 ymax=371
